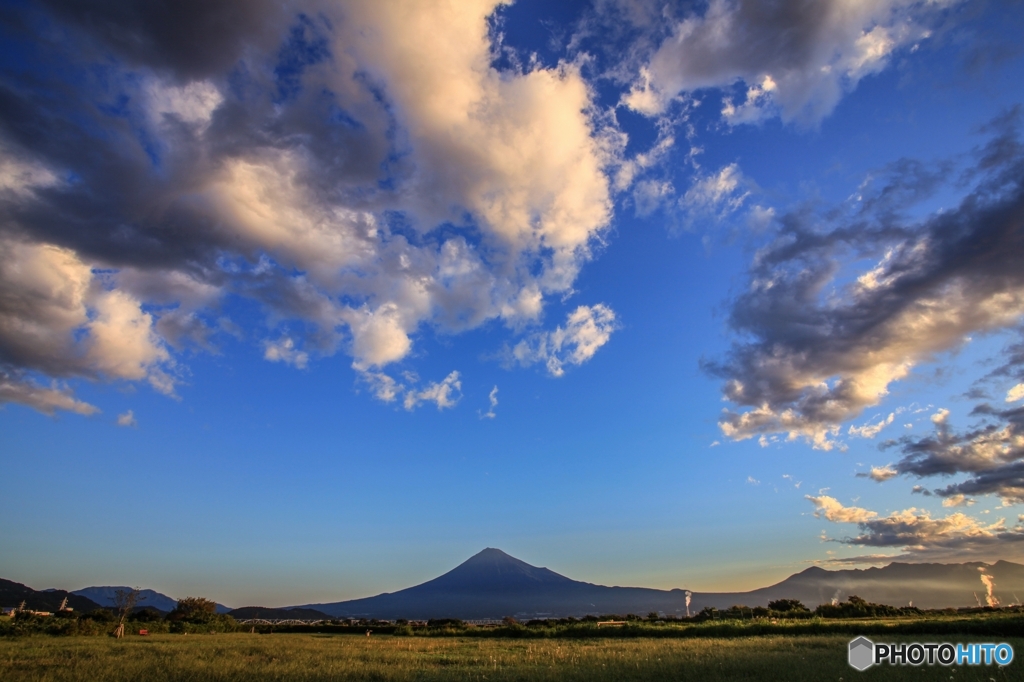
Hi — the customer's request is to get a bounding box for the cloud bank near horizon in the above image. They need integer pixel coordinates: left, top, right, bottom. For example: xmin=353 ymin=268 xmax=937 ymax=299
xmin=808 ymin=494 xmax=1024 ymax=562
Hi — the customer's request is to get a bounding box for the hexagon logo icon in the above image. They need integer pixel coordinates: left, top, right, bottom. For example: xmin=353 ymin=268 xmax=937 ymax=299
xmin=848 ymin=636 xmax=874 ymax=671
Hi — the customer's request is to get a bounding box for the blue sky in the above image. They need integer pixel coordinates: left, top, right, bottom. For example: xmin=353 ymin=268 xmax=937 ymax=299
xmin=2 ymin=0 xmax=1024 ymax=608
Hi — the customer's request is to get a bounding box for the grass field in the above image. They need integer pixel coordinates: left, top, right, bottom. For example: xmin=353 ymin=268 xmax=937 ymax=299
xmin=0 ymin=633 xmax=1020 ymax=681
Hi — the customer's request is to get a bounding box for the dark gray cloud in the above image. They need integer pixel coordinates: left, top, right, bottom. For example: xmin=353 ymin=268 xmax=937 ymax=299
xmin=934 ymin=462 xmax=1024 ymax=504
xmin=879 ymin=405 xmax=1024 ymax=504
xmin=708 ymin=109 xmax=1024 ymax=450
xmin=34 ymin=0 xmax=290 ymax=82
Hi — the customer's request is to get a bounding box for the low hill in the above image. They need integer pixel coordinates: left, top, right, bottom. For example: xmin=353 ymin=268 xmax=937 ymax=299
xmin=0 ymin=578 xmax=101 ymax=613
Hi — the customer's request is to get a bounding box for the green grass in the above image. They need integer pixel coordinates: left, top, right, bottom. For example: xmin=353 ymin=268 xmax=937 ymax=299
xmin=1 ymin=633 xmax=1020 ymax=681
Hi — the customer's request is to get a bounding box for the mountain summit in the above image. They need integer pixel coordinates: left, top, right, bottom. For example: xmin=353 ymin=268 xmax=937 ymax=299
xmin=424 ymin=548 xmax=575 ymax=592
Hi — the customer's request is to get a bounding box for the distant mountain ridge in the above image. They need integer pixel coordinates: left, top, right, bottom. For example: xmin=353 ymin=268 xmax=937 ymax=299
xmin=72 ymin=586 xmax=232 ymax=614
xmin=707 ymin=560 xmax=1024 ymax=611
xmin=296 ymin=548 xmax=1024 ymax=619
xmin=72 ymin=587 xmax=178 ymax=612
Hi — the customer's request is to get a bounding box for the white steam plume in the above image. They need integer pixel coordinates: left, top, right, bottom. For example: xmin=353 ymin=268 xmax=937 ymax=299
xmin=978 ymin=568 xmax=1000 ymax=607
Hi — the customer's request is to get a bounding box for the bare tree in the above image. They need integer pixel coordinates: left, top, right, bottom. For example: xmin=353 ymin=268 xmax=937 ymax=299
xmin=112 ymin=587 xmax=141 ymax=639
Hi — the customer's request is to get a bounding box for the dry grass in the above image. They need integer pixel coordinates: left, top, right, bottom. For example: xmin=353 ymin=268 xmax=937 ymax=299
xmin=0 ymin=632 xmax=1020 ymax=681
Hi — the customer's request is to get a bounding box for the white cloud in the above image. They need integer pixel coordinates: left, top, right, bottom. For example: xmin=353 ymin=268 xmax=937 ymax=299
xmin=360 ymin=370 xmax=403 ymax=403
xmin=614 ymin=124 xmax=677 ymax=193
xmin=625 ymin=0 xmax=953 ymax=125
xmin=681 ymin=163 xmax=749 ymax=215
xmin=359 ymin=368 xmax=462 ymax=411
xmin=0 ymin=239 xmax=176 ymax=405
xmin=721 ymin=75 xmax=777 ymax=125
xmin=1007 ymin=383 xmax=1024 ymax=403
xmin=807 ymin=495 xmax=877 ymax=524
xmin=263 ymin=337 xmax=309 ymax=370
xmin=116 ymin=410 xmax=137 ymax=427
xmin=403 ymin=371 xmax=462 ymax=411
xmin=510 ymin=304 xmax=618 ymax=376
xmin=145 ymin=79 xmax=223 ymax=127
xmin=942 ymin=494 xmax=975 ymax=508
xmin=0 ymin=239 xmax=93 ymax=377
xmin=0 ymin=146 xmax=60 ymax=196
xmin=480 ymin=385 xmax=498 ymax=419
xmin=86 ymin=290 xmax=172 ymax=392
xmin=861 ymin=465 xmax=898 ymax=482
xmin=632 ymin=179 xmax=674 ymax=217
xmin=848 ymin=412 xmax=895 ymax=439
xmin=747 ymin=475 xmax=760 ymax=485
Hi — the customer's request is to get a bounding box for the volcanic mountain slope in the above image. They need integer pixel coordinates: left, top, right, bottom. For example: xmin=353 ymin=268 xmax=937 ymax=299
xmin=0 ymin=578 xmax=101 ymax=612
xmin=301 ymin=548 xmax=689 ymax=619
xmin=298 ymin=549 xmax=1024 ymax=619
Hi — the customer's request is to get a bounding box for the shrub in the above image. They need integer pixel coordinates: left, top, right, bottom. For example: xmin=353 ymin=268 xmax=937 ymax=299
xmin=129 ymin=607 xmax=163 ymax=623
xmin=767 ymin=599 xmax=809 ymax=613
xmin=81 ymin=609 xmax=115 ymax=623
xmin=167 ymin=597 xmax=218 ymax=623
xmin=428 ymin=618 xmax=466 ymax=628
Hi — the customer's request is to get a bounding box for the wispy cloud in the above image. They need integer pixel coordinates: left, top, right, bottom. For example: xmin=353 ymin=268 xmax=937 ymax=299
xmin=480 ymin=386 xmax=499 ymax=419
xmin=360 ymin=369 xmax=463 ymax=412
xmin=403 ymin=371 xmax=463 ymax=411
xmin=849 ymin=412 xmax=897 ymax=439
xmin=507 ymin=304 xmax=619 ymax=377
